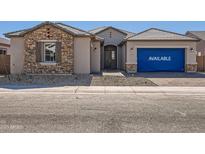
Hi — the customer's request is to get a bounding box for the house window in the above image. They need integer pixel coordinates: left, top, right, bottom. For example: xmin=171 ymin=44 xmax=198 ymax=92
xmin=0 ymin=48 xmax=7 ymax=55
xmin=111 ymin=51 xmax=115 ymax=60
xmin=44 ymin=42 xmax=56 ymax=62
xmin=109 ymin=32 xmax=112 ymax=38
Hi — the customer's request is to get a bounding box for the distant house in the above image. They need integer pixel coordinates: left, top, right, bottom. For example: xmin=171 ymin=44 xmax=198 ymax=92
xmin=0 ymin=37 xmax=10 ymax=74
xmin=4 ymin=21 xmax=198 ymax=74
xmin=186 ymin=31 xmax=205 ymax=71
xmin=0 ymin=37 xmax=10 ymax=55
xmin=186 ymin=31 xmax=205 ymax=56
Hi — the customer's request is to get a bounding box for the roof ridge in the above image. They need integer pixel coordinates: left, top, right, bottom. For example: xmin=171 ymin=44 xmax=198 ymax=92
xmin=89 ymin=26 xmax=128 ymax=35
xmin=4 ymin=27 xmax=33 ymax=37
xmin=88 ymin=26 xmax=108 ymax=32
xmin=4 ymin=21 xmax=93 ymax=38
xmin=19 ymin=21 xmax=77 ymax=36
xmin=150 ymin=28 xmax=195 ymax=39
xmin=186 ymin=31 xmax=204 ymax=40
xmin=117 ymin=28 xmax=136 ymax=34
xmin=187 ymin=30 xmax=205 ymax=32
xmin=56 ymin=22 xmax=93 ymax=35
xmin=4 ymin=21 xmax=52 ymax=36
xmin=125 ymin=28 xmax=198 ymax=41
xmin=125 ymin=28 xmax=153 ymax=40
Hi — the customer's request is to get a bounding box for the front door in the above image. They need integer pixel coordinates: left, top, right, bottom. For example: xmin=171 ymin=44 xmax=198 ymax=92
xmin=104 ymin=45 xmax=117 ymax=69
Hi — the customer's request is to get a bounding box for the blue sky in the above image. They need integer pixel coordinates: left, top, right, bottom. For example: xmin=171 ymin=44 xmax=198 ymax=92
xmin=1 ymin=21 xmax=205 ymax=38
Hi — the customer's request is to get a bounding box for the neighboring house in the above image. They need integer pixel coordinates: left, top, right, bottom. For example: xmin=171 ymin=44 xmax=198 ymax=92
xmin=5 ymin=22 xmax=198 ymax=74
xmin=186 ymin=31 xmax=205 ymax=71
xmin=186 ymin=31 xmax=205 ymax=56
xmin=0 ymin=37 xmax=11 ymax=74
xmin=0 ymin=37 xmax=10 ymax=55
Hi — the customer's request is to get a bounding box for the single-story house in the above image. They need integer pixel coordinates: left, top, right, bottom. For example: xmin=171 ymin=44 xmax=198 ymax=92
xmin=0 ymin=37 xmax=10 ymax=55
xmin=186 ymin=31 xmax=205 ymax=56
xmin=4 ymin=21 xmax=199 ymax=74
xmin=186 ymin=31 xmax=205 ymax=71
xmin=0 ymin=37 xmax=10 ymax=74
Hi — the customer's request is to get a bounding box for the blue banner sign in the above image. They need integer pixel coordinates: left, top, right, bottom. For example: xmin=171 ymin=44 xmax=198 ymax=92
xmin=137 ymin=48 xmax=185 ymax=72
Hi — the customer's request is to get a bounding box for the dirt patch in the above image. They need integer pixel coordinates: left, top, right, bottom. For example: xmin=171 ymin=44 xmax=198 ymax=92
xmin=148 ymin=78 xmax=205 ymax=86
xmin=133 ymin=72 xmax=205 ymax=86
xmin=90 ymin=76 xmax=156 ymax=86
xmin=134 ymin=72 xmax=205 ymax=86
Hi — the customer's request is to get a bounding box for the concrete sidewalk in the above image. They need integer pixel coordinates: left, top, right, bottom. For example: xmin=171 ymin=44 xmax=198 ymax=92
xmin=0 ymin=86 xmax=205 ymax=94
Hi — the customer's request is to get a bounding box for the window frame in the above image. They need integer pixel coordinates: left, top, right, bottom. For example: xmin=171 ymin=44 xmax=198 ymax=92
xmin=43 ymin=42 xmax=56 ymax=63
xmin=111 ymin=50 xmax=115 ymax=60
xmin=0 ymin=48 xmax=7 ymax=55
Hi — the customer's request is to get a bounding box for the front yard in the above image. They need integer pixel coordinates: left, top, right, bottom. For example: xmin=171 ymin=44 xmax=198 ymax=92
xmin=0 ymin=74 xmax=156 ymax=87
xmin=0 ymin=72 xmax=205 ymax=87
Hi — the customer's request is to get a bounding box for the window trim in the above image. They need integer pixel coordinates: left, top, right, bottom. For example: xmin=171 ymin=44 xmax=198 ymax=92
xmin=39 ymin=62 xmax=57 ymax=65
xmin=43 ymin=42 xmax=56 ymax=63
xmin=39 ymin=40 xmax=58 ymax=42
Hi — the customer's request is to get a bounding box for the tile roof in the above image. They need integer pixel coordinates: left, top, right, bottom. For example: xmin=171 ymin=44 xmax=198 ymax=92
xmin=126 ymin=28 xmax=198 ymax=41
xmin=4 ymin=22 xmax=93 ymax=38
xmin=186 ymin=31 xmax=205 ymax=40
xmin=89 ymin=26 xmax=108 ymax=34
xmin=56 ymin=23 xmax=92 ymax=36
xmin=89 ymin=26 xmax=136 ymax=38
xmin=4 ymin=29 xmax=29 ymax=37
xmin=0 ymin=37 xmax=10 ymax=45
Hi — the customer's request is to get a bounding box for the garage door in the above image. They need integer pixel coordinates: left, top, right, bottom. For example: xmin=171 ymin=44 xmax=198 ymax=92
xmin=137 ymin=48 xmax=185 ymax=72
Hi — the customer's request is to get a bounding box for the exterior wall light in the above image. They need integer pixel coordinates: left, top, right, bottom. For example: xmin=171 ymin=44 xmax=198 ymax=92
xmin=190 ymin=47 xmax=197 ymax=54
xmin=93 ymin=47 xmax=97 ymax=52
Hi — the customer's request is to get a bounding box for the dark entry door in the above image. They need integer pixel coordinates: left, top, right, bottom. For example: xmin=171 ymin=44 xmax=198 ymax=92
xmin=104 ymin=45 xmax=117 ymax=69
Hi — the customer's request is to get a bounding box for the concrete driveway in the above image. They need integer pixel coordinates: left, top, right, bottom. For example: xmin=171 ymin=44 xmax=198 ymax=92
xmin=0 ymin=86 xmax=205 ymax=133
xmin=136 ymin=72 xmax=205 ymax=86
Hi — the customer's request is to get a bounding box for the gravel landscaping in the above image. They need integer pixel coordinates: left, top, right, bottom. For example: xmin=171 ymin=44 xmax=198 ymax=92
xmin=1 ymin=72 xmax=204 ymax=87
xmin=0 ymin=74 xmax=156 ymax=87
xmin=137 ymin=72 xmax=205 ymax=86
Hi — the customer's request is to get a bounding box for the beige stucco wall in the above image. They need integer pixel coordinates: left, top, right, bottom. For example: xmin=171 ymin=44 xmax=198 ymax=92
xmin=91 ymin=41 xmax=101 ymax=73
xmin=121 ymin=44 xmax=126 ymax=70
xmin=7 ymin=37 xmax=24 ymax=74
xmin=96 ymin=28 xmax=126 ymax=46
xmin=74 ymin=37 xmax=91 ymax=74
xmin=96 ymin=28 xmax=126 ymax=69
xmin=117 ymin=46 xmax=122 ymax=69
xmin=126 ymin=41 xmax=197 ymax=66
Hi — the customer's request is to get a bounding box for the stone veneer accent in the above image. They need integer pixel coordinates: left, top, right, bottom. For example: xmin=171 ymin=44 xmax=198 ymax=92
xmin=126 ymin=64 xmax=137 ymax=73
xmin=24 ymin=24 xmax=74 ymax=74
xmin=186 ymin=64 xmax=197 ymax=72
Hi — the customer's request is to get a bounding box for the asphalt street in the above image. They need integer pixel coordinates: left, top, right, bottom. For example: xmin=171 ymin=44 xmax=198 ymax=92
xmin=0 ymin=86 xmax=205 ymax=132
